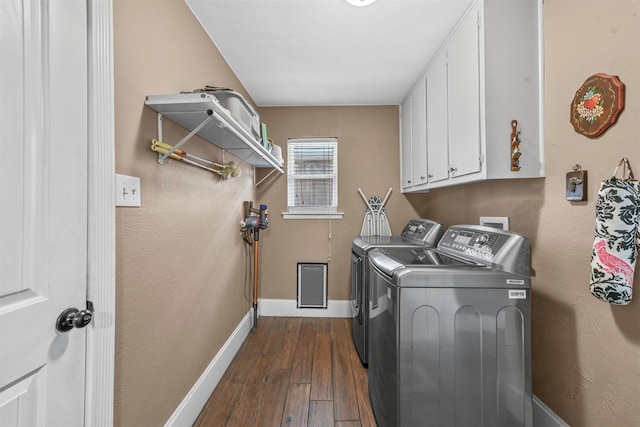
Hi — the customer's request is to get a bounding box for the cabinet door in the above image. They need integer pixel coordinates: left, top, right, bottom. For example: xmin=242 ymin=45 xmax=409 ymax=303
xmin=400 ymin=95 xmax=413 ymax=190
xmin=426 ymin=51 xmax=449 ymax=184
xmin=447 ymin=4 xmax=481 ymax=178
xmin=411 ymin=78 xmax=428 ymax=186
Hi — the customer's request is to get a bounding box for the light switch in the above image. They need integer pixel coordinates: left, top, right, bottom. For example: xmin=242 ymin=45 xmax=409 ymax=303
xmin=115 ymin=174 xmax=141 ymax=207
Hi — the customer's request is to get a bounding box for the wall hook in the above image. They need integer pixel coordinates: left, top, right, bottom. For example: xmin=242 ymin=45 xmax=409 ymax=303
xmin=566 ymin=164 xmax=587 ymax=201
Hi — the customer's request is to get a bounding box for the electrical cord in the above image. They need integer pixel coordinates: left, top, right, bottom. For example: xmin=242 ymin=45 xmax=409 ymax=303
xmin=328 ymin=216 xmax=332 ymax=263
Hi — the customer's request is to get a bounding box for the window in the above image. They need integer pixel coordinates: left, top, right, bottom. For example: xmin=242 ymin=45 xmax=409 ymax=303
xmin=284 ymin=138 xmax=343 ymax=219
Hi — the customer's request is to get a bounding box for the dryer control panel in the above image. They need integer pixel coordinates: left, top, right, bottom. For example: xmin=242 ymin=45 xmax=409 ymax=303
xmin=400 ymin=219 xmax=444 ymax=245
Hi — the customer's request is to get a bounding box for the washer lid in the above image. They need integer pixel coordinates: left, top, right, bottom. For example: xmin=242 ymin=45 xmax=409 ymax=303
xmin=369 ymin=248 xmax=404 ymax=276
xmin=352 ymin=218 xmax=444 ymax=253
xmin=382 ymin=248 xmax=479 ymax=267
xmin=369 ymin=247 xmax=479 ymax=276
xmin=352 ymin=234 xmax=434 ymax=254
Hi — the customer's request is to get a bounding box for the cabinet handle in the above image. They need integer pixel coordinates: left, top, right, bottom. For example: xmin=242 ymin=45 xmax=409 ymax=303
xmin=420 ymin=176 xmax=426 ymax=180
xmin=449 ymin=167 xmax=457 ymax=173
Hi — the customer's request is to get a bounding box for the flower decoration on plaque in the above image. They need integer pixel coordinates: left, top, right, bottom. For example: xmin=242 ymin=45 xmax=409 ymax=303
xmin=571 ymin=73 xmax=625 ymax=138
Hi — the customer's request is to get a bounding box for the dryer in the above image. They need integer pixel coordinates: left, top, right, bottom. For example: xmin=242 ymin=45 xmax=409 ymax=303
xmin=368 ymin=225 xmax=532 ymax=427
xmin=351 ymin=219 xmax=444 ymax=366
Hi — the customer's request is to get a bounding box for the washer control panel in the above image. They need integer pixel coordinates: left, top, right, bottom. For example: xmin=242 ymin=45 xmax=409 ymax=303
xmin=438 ymin=227 xmax=506 ymax=262
xmin=438 ymin=225 xmax=530 ymax=276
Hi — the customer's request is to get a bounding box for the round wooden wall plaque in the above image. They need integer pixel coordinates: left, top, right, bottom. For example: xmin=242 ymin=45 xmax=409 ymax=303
xmin=570 ymin=73 xmax=625 ymax=138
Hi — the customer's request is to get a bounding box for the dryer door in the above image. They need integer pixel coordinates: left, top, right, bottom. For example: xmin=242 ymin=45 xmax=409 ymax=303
xmin=351 ymin=251 xmax=368 ymax=365
xmin=351 ymin=251 xmax=362 ymax=320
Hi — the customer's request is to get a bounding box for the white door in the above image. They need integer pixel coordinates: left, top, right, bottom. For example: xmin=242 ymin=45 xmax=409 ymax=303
xmin=0 ymin=0 xmax=89 ymax=425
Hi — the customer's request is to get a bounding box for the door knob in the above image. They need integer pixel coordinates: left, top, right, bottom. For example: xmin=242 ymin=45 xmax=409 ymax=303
xmin=56 ymin=303 xmax=93 ymax=333
xmin=74 ymin=309 xmax=93 ymax=328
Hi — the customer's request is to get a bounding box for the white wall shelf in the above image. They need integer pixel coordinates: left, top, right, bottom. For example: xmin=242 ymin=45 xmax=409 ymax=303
xmin=145 ymin=93 xmax=284 ymax=173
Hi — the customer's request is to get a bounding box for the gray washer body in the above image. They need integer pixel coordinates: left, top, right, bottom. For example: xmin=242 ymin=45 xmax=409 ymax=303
xmin=368 ymin=225 xmax=533 ymax=427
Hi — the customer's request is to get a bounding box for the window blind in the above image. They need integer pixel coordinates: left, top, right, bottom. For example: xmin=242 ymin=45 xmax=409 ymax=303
xmin=287 ymin=138 xmax=338 ymax=212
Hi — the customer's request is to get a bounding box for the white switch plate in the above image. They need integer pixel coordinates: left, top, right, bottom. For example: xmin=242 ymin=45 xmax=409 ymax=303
xmin=116 ymin=174 xmax=141 ymax=207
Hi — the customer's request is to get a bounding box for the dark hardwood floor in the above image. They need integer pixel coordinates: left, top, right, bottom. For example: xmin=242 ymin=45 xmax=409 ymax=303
xmin=193 ymin=317 xmax=377 ymax=427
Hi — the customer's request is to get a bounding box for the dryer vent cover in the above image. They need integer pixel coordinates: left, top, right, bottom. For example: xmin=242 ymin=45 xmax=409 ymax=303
xmin=297 ymin=263 xmax=328 ymax=309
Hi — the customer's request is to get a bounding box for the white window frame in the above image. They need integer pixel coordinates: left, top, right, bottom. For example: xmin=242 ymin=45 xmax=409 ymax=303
xmin=283 ymin=137 xmax=344 ymax=220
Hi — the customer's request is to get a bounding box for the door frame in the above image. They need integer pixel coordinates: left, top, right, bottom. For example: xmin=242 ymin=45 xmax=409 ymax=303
xmin=85 ymin=1 xmax=116 ymax=425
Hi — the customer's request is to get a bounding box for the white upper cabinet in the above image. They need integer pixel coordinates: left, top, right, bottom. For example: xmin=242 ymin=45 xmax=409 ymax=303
xmin=401 ymin=0 xmax=543 ymax=191
xmin=411 ymin=77 xmax=428 ymax=187
xmin=446 ymin=3 xmax=482 ymax=180
xmin=482 ymin=0 xmax=542 ymax=181
xmin=400 ymin=76 xmax=429 ymax=192
xmin=400 ymin=94 xmax=413 ymax=190
xmin=425 ymin=52 xmax=449 ymax=185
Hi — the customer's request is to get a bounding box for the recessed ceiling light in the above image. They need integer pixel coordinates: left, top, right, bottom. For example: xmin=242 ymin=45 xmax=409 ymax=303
xmin=345 ymin=0 xmax=377 ymax=6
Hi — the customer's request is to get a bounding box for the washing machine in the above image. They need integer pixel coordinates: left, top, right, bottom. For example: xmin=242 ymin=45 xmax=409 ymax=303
xmin=351 ymin=219 xmax=444 ymax=366
xmin=368 ymin=225 xmax=532 ymax=427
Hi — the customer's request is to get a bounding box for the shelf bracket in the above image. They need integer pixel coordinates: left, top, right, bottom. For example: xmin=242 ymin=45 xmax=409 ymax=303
xmin=156 ymin=112 xmax=214 ymax=164
xmin=254 ymin=167 xmax=280 ymax=187
xmin=204 ymin=108 xmax=284 ymax=174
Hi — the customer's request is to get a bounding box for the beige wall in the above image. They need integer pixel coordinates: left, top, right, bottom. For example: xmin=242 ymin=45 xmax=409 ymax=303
xmin=257 ymin=106 xmax=421 ymax=301
xmin=539 ymin=2 xmax=639 ymax=424
xmin=415 ymin=1 xmax=640 ymax=425
xmin=113 ymin=0 xmax=259 ymax=425
xmin=112 ymin=0 xmax=639 ymax=426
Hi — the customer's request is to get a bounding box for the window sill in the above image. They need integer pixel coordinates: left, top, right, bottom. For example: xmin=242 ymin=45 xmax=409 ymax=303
xmin=282 ymin=212 xmax=344 ymax=220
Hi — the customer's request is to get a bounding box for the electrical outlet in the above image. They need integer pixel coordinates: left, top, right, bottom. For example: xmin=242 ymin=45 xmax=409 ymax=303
xmin=116 ymin=174 xmax=141 ymax=207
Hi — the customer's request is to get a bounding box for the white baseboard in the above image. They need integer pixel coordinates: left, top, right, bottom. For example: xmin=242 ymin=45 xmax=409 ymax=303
xmin=533 ymin=395 xmax=568 ymax=427
xmin=258 ymin=298 xmax=352 ymax=318
xmin=164 ymin=309 xmax=253 ymax=427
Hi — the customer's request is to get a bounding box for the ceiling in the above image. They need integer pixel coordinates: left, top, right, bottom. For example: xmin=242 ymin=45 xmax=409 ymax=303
xmin=186 ymin=0 xmax=473 ymax=107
